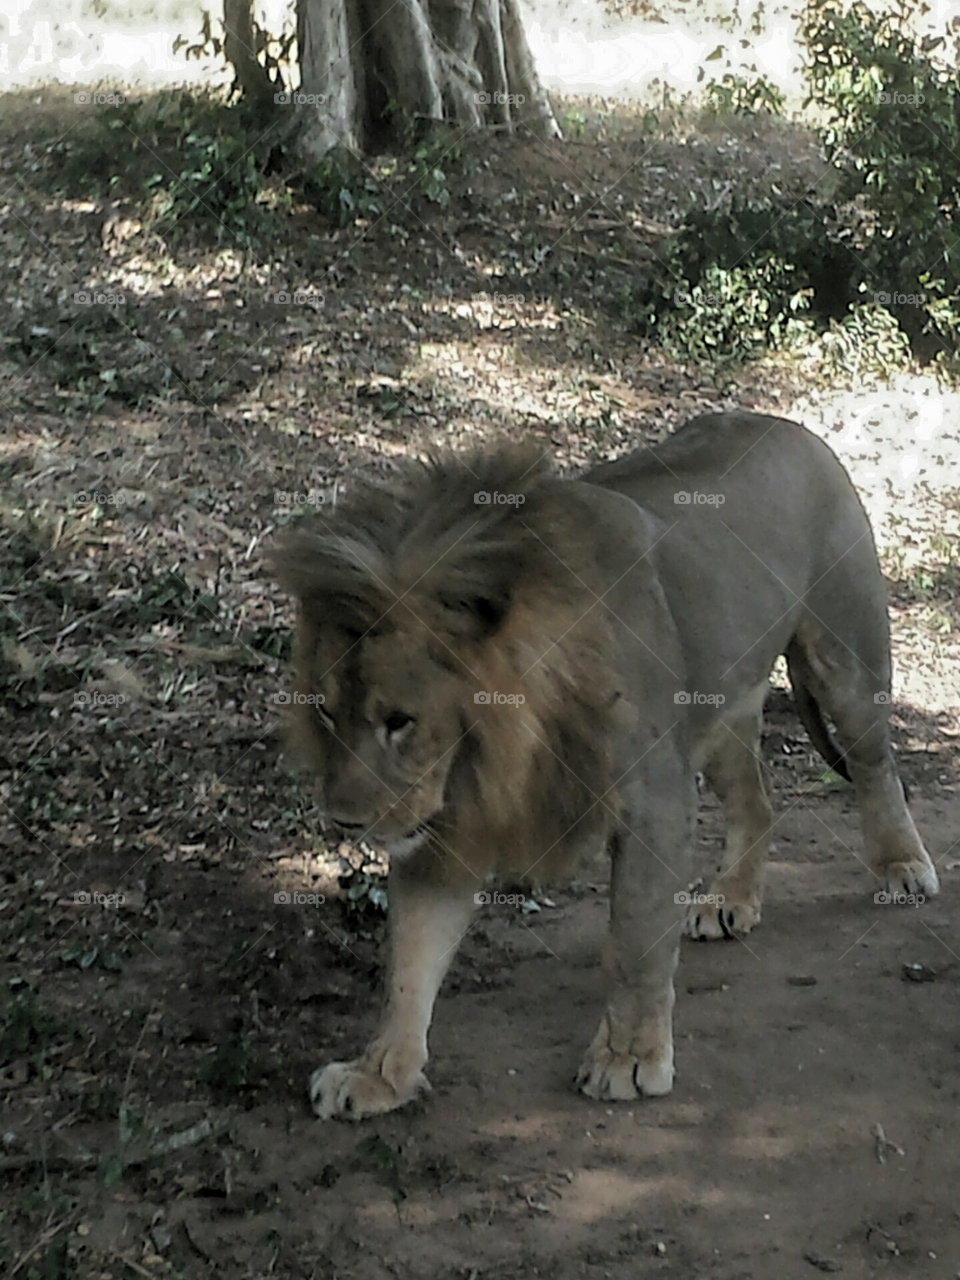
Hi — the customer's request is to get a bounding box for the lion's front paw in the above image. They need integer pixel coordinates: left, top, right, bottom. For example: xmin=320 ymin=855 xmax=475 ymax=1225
xmin=576 ymin=1021 xmax=674 ymax=1101
xmin=310 ymin=1059 xmax=431 ymax=1121
xmin=683 ymin=894 xmax=761 ymax=940
xmin=879 ymin=857 xmax=939 ymax=899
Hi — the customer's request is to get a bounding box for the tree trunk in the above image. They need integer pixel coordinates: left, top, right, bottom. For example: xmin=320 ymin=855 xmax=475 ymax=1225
xmin=295 ymin=0 xmax=560 ymax=160
xmin=223 ymin=0 xmax=276 ymax=111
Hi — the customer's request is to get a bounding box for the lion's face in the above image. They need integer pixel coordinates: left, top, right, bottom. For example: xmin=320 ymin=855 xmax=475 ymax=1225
xmin=275 ymin=445 xmax=618 ymax=878
xmin=294 ymin=622 xmax=469 ymax=856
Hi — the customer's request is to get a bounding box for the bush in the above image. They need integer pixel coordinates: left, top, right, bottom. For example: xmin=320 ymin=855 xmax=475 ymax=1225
xmin=142 ymin=92 xmax=285 ymax=247
xmin=705 ymin=74 xmax=787 ymax=117
xmin=658 ymin=258 xmax=811 ymax=364
xmin=305 ymin=125 xmax=467 ymax=228
xmin=630 ymin=0 xmax=960 ymax=367
xmin=306 ymin=148 xmax=383 ymax=228
xmin=802 ymin=0 xmax=960 ymax=356
xmin=810 ymin=302 xmax=913 ymax=378
xmin=624 ymin=197 xmax=835 ymax=363
xmin=38 ymin=89 xmax=287 ymax=247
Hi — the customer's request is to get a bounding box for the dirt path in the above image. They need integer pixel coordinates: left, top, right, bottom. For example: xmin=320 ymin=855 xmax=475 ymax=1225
xmin=39 ymin=775 xmax=959 ymax=1280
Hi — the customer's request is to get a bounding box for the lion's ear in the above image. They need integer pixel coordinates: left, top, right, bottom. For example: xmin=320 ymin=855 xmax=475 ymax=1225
xmin=269 ymin=529 xmax=389 ymax=626
xmin=430 ymin=543 xmax=518 ymax=639
xmin=269 ymin=550 xmax=315 ymax=602
xmin=439 ymin=591 xmax=509 ymax=638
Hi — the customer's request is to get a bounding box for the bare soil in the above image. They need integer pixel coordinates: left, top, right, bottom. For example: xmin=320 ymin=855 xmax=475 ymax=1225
xmin=4 ymin=722 xmax=959 ymax=1280
xmin=0 ymin=89 xmax=958 ymax=1280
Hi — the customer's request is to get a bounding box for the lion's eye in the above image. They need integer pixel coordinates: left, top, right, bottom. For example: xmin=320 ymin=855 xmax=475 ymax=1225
xmin=316 ymin=705 xmax=335 ymax=731
xmin=384 ymin=711 xmax=414 ymax=736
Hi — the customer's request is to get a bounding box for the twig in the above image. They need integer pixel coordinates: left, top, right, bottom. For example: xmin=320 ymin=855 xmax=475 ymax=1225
xmin=0 ymin=1114 xmax=231 ymax=1174
xmin=10 ymin=1215 xmax=75 ymax=1278
xmin=873 ymin=1121 xmax=905 ymax=1163
xmin=110 ymin=1255 xmax=156 ymax=1279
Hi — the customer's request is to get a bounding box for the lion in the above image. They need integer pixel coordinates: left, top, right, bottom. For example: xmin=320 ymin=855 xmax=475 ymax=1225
xmin=272 ymin=411 xmax=938 ymax=1120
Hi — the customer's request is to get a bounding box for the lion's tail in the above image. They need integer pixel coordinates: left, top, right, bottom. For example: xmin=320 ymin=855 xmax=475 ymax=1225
xmin=785 ymin=652 xmax=852 ymax=783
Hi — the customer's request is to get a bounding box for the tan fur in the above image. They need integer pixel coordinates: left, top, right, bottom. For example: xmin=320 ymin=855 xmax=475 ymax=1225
xmin=274 ymin=445 xmax=618 ymax=887
xmin=273 ymin=413 xmax=939 ymax=1120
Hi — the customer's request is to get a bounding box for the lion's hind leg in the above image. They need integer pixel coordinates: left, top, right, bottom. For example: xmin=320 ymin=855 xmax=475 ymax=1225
xmin=684 ymin=686 xmax=773 ymax=940
xmin=787 ymin=617 xmax=938 ymax=901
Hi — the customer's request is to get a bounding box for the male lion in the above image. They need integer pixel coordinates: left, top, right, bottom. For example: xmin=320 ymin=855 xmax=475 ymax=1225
xmin=273 ymin=411 xmax=938 ymax=1120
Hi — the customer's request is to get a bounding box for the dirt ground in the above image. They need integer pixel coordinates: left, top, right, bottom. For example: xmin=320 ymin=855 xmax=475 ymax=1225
xmin=5 ymin=726 xmax=959 ymax=1280
xmin=1 ymin=88 xmax=958 ymax=1279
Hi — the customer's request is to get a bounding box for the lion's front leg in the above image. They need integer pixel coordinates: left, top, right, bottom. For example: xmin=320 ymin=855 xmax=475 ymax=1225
xmin=577 ymin=768 xmax=694 ymax=1102
xmin=311 ymin=851 xmax=476 ymax=1120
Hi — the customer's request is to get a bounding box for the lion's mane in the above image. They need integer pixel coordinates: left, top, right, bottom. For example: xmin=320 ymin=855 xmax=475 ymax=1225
xmin=274 ymin=445 xmax=621 ymax=883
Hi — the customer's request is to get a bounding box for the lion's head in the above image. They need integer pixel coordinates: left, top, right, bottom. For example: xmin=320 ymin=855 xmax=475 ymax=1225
xmin=272 ymin=445 xmax=620 ymax=882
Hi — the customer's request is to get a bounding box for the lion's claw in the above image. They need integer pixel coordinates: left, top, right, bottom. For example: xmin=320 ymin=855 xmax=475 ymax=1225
xmin=310 ymin=1060 xmax=431 ymax=1120
xmin=576 ymin=1045 xmax=674 ymax=1101
xmin=684 ymin=895 xmax=762 ymax=940
xmin=879 ymin=859 xmax=939 ymax=899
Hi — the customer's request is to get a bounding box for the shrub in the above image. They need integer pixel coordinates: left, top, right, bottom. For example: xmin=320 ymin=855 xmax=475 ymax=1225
xmin=705 ymin=74 xmax=787 ymax=116
xmin=630 ymin=0 xmax=960 ymax=367
xmin=802 ymin=0 xmax=960 ymax=357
